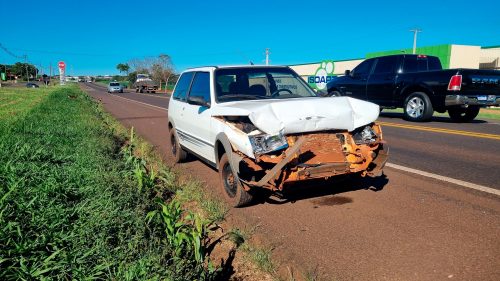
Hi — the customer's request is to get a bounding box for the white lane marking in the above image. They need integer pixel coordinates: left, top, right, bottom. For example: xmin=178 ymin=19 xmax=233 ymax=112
xmin=386 ymin=163 xmax=500 ymax=197
xmin=109 ymin=94 xmax=168 ymax=112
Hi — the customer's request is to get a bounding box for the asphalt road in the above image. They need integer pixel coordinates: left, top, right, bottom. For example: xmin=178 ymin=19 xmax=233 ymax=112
xmin=83 ymin=83 xmax=500 ymax=281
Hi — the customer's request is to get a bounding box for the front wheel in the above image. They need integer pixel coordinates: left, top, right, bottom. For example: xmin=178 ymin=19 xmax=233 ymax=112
xmin=219 ymin=154 xmax=253 ymax=207
xmin=403 ymin=92 xmax=434 ymax=122
xmin=169 ymin=128 xmax=187 ymax=163
xmin=448 ymin=107 xmax=480 ymax=122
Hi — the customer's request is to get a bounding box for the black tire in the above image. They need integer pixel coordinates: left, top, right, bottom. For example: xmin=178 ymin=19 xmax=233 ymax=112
xmin=169 ymin=128 xmax=187 ymax=163
xmin=135 ymin=88 xmax=139 ymax=93
xmin=448 ymin=107 xmax=480 ymax=122
xmin=139 ymin=88 xmax=144 ymax=93
xmin=218 ymin=154 xmax=253 ymax=207
xmin=403 ymin=92 xmax=434 ymax=122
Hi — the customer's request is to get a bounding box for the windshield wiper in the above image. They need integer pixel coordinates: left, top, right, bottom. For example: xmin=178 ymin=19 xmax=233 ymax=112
xmin=219 ymin=94 xmax=270 ymax=100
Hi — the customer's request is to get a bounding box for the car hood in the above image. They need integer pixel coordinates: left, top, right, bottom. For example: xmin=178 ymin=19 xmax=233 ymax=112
xmin=211 ymin=97 xmax=379 ymax=135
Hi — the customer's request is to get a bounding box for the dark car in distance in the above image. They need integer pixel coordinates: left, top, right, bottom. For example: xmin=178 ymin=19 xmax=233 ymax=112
xmin=26 ymin=82 xmax=39 ymax=88
xmin=327 ymin=54 xmax=500 ymax=122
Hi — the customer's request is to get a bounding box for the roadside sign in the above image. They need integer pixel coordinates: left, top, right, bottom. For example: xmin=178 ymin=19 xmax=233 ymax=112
xmin=58 ymin=61 xmax=66 ymax=85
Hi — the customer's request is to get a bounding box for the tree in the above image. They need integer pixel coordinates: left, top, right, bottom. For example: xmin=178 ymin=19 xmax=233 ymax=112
xmin=10 ymin=62 xmax=37 ymax=80
xmin=116 ymin=63 xmax=130 ymax=75
xmin=127 ymin=54 xmax=176 ymax=91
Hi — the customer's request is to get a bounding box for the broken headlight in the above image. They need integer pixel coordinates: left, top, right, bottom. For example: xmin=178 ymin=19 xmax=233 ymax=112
xmin=353 ymin=125 xmax=378 ymax=145
xmin=248 ymin=131 xmax=288 ymax=155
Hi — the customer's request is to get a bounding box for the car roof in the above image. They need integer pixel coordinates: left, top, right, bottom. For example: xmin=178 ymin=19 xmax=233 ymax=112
xmin=183 ymin=65 xmax=290 ymax=72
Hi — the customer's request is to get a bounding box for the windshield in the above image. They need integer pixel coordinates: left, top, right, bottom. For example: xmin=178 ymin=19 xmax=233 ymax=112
xmin=110 ymin=82 xmax=120 ymax=86
xmin=215 ymin=67 xmax=317 ymax=102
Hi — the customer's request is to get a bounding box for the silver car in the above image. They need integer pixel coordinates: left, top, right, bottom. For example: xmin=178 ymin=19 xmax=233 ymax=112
xmin=107 ymin=82 xmax=123 ymax=93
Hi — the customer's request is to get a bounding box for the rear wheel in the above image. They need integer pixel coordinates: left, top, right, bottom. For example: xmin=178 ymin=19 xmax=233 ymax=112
xmin=448 ymin=107 xmax=480 ymax=122
xmin=403 ymin=92 xmax=434 ymax=122
xmin=169 ymin=128 xmax=187 ymax=163
xmin=219 ymin=154 xmax=253 ymax=207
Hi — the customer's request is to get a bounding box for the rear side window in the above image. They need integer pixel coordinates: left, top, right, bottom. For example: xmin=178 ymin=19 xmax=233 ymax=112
xmin=188 ymin=72 xmax=211 ymax=103
xmin=373 ymin=56 xmax=398 ymax=74
xmin=352 ymin=59 xmax=374 ymax=78
xmin=403 ymin=56 xmax=428 ymax=73
xmin=173 ymin=72 xmax=194 ymax=101
xmin=428 ymin=57 xmax=442 ymax=70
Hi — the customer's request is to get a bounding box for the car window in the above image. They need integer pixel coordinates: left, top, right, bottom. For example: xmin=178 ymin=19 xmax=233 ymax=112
xmin=215 ymin=67 xmax=317 ymax=102
xmin=373 ymin=56 xmax=398 ymax=74
xmin=428 ymin=57 xmax=442 ymax=70
xmin=403 ymin=56 xmax=428 ymax=72
xmin=110 ymin=82 xmax=120 ymax=86
xmin=188 ymin=72 xmax=211 ymax=103
xmin=173 ymin=72 xmax=194 ymax=101
xmin=351 ymin=59 xmax=373 ymax=78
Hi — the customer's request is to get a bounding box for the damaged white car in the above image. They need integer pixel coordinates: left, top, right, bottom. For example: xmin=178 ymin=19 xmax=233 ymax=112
xmin=168 ymin=66 xmax=388 ymax=207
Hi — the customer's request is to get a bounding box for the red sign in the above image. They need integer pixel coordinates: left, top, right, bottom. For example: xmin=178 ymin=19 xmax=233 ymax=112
xmin=58 ymin=61 xmax=66 ymax=69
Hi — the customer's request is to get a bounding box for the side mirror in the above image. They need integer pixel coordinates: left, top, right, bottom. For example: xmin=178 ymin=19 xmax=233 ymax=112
xmin=187 ymin=96 xmax=210 ymax=107
xmin=344 ymin=70 xmax=351 ymax=76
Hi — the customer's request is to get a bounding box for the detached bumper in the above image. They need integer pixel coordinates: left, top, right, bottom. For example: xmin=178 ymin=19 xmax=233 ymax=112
xmin=445 ymin=95 xmax=500 ymax=107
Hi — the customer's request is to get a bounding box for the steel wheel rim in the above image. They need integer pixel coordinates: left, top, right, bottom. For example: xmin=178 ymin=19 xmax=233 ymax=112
xmin=222 ymin=162 xmax=237 ymax=198
xmin=406 ymin=97 xmax=425 ymax=118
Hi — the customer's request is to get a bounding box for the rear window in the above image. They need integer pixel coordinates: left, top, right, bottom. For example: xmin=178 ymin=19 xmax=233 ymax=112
xmin=403 ymin=56 xmax=428 ymax=72
xmin=110 ymin=82 xmax=120 ymax=86
xmin=428 ymin=57 xmax=442 ymax=70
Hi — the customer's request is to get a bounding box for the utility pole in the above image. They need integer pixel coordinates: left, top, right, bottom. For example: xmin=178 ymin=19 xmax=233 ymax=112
xmin=24 ymin=54 xmax=29 ymax=82
xmin=265 ymin=48 xmax=270 ymax=66
xmin=410 ymin=28 xmax=422 ymax=54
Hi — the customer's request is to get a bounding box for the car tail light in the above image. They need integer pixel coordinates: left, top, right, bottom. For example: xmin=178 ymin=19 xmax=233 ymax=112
xmin=448 ymin=75 xmax=462 ymax=91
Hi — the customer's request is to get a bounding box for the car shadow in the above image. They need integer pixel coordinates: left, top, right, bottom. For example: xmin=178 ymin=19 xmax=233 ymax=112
xmin=250 ymin=173 xmax=389 ymax=206
xmin=379 ymin=112 xmax=487 ymax=124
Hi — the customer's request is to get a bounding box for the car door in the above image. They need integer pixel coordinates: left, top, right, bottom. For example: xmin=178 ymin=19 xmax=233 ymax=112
xmin=169 ymin=71 xmax=194 ymax=150
xmin=366 ymin=56 xmax=399 ymax=106
xmin=182 ymin=71 xmax=215 ymax=163
xmin=342 ymin=59 xmax=374 ymax=99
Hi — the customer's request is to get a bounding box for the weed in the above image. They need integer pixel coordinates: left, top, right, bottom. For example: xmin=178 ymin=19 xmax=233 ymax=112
xmin=0 ymin=85 xmax=217 ymax=280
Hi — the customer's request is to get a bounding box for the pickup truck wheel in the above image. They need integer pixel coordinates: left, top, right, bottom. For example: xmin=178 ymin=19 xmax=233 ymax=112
xmin=403 ymin=92 xmax=433 ymax=122
xmin=448 ymin=107 xmax=480 ymax=122
xmin=139 ymin=88 xmax=144 ymax=93
xmin=169 ymin=129 xmax=187 ymax=163
xmin=219 ymin=154 xmax=253 ymax=207
xmin=135 ymin=88 xmax=139 ymax=93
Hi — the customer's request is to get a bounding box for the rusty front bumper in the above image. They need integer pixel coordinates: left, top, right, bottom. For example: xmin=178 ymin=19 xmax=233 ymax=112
xmin=240 ymin=124 xmax=388 ymax=191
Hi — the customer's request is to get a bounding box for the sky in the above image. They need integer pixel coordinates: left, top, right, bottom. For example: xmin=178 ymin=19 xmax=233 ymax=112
xmin=1 ymin=0 xmax=499 ymax=76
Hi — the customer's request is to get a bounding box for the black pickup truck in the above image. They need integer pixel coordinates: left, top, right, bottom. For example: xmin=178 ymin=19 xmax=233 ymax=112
xmin=327 ymin=54 xmax=500 ymax=122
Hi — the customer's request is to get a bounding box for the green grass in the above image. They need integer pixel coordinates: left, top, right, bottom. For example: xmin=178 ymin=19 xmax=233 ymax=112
xmin=382 ymin=107 xmax=500 ymax=121
xmin=0 ymin=85 xmax=219 ymax=280
xmin=0 ymin=87 xmax=51 ymax=124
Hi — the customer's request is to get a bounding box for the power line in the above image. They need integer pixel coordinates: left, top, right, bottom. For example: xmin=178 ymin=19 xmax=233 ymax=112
xmin=0 ymin=43 xmax=24 ymax=59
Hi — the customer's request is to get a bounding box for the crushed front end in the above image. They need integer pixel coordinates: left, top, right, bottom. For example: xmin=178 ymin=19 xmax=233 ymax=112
xmin=237 ymin=123 xmax=388 ymax=191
